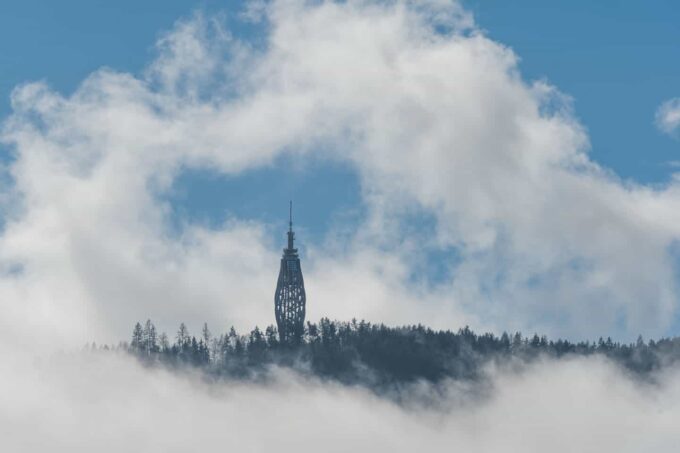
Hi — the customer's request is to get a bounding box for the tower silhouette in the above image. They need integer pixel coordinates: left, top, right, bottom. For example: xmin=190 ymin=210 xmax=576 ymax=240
xmin=274 ymin=201 xmax=306 ymax=342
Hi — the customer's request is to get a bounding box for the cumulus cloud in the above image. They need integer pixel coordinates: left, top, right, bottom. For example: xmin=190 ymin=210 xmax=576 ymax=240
xmin=2 ymin=0 xmax=680 ymax=348
xmin=656 ymin=98 xmax=680 ymax=137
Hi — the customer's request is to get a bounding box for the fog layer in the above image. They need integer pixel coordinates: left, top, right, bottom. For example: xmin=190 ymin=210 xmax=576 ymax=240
xmin=3 ymin=349 xmax=678 ymax=452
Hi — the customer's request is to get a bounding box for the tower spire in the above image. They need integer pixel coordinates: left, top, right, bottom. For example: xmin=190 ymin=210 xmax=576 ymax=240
xmin=287 ymin=200 xmax=295 ymax=251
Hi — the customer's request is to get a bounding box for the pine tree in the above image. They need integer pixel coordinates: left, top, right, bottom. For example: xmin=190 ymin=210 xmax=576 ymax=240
xmin=500 ymin=332 xmax=511 ymax=351
xmin=143 ymin=319 xmax=158 ymax=355
xmin=227 ymin=327 xmax=238 ymax=350
xmin=219 ymin=334 xmax=232 ymax=364
xmin=131 ymin=322 xmax=143 ymax=352
xmin=265 ymin=325 xmax=279 ymax=349
xmin=158 ymin=332 xmax=169 ymax=352
xmin=247 ymin=327 xmax=267 ymax=361
xmin=176 ymin=323 xmax=189 ymax=351
xmin=202 ymin=323 xmax=211 ymax=361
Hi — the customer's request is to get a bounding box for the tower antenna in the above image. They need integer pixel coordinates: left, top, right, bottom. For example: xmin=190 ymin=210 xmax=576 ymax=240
xmin=289 ymin=200 xmax=293 ymax=232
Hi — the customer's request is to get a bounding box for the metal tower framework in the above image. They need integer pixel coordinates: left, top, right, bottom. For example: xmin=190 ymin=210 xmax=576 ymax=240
xmin=274 ymin=201 xmax=306 ymax=342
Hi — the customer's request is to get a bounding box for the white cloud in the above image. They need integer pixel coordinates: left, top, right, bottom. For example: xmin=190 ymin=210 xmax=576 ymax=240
xmin=2 ymin=349 xmax=679 ymax=452
xmin=656 ymin=98 xmax=680 ymax=137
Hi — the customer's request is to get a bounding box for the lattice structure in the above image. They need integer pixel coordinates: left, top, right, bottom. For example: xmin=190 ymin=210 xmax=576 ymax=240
xmin=274 ymin=202 xmax=306 ymax=342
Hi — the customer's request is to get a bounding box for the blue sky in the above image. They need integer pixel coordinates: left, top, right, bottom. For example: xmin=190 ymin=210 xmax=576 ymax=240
xmin=1 ymin=0 xmax=680 ymax=341
xmin=468 ymin=1 xmax=680 ymax=183
xmin=0 ymin=0 xmax=359 ymax=238
xmin=2 ymin=1 xmax=678 ymax=233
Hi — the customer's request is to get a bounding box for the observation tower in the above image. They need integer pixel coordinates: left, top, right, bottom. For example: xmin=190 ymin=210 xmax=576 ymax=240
xmin=274 ymin=202 xmax=306 ymax=342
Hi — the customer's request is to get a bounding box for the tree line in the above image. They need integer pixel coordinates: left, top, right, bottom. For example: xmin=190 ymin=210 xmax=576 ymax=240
xmin=95 ymin=319 xmax=680 ymax=390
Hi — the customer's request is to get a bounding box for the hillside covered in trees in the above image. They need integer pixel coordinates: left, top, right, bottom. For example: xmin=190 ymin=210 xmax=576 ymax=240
xmin=101 ymin=319 xmax=680 ymax=394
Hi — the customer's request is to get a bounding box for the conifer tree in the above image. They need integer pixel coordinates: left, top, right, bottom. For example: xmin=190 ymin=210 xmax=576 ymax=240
xmin=176 ymin=323 xmax=189 ymax=351
xmin=158 ymin=332 xmax=169 ymax=353
xmin=143 ymin=319 xmax=158 ymax=355
xmin=131 ymin=322 xmax=143 ymax=352
xmin=202 ymin=323 xmax=211 ymax=361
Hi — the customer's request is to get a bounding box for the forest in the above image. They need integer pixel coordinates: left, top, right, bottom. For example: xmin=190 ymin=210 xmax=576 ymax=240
xmin=98 ymin=319 xmax=680 ymax=393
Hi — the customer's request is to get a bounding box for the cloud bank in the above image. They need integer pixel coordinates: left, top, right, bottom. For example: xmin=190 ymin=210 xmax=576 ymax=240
xmin=3 ymin=350 xmax=679 ymax=452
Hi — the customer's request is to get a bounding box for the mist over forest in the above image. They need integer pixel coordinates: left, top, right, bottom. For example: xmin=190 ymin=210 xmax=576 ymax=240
xmin=106 ymin=318 xmax=680 ymax=402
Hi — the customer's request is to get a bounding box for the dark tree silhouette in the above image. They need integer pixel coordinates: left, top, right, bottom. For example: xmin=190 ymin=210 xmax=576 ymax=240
xmin=131 ymin=322 xmax=143 ymax=352
xmin=117 ymin=319 xmax=680 ymax=392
